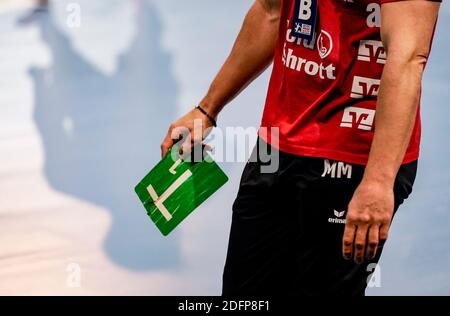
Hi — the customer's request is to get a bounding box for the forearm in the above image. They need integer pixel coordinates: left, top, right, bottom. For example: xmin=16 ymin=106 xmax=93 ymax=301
xmin=363 ymin=58 xmax=424 ymax=186
xmin=200 ymin=0 xmax=280 ymax=117
xmin=341 ymin=0 xmax=440 ymax=263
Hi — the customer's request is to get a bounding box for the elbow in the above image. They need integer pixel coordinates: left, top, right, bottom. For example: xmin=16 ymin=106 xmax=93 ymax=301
xmin=409 ymin=51 xmax=429 ymax=71
xmin=385 ymin=41 xmax=430 ymax=68
xmin=385 ymin=47 xmax=430 ymax=74
xmin=257 ymin=0 xmax=281 ymax=22
xmin=263 ymin=8 xmax=281 ymax=24
xmin=269 ymin=13 xmax=281 ymax=23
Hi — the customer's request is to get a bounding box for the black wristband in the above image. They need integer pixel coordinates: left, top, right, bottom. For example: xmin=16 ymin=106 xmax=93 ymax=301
xmin=196 ymin=105 xmax=217 ymax=127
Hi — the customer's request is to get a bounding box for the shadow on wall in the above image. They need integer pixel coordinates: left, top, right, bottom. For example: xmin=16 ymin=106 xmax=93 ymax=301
xmin=30 ymin=0 xmax=181 ymax=270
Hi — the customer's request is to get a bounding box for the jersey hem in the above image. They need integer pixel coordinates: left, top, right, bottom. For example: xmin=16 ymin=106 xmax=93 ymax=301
xmin=259 ymin=132 xmax=419 ymax=166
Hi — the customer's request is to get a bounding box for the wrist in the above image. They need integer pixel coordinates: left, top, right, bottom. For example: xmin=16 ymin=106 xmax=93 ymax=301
xmin=361 ymin=169 xmax=396 ymax=189
xmin=198 ymin=97 xmax=221 ymax=119
xmin=196 ymin=105 xmax=217 ymax=127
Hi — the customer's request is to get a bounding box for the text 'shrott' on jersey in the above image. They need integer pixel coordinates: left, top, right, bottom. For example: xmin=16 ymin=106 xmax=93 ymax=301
xmin=259 ymin=0 xmax=441 ymax=165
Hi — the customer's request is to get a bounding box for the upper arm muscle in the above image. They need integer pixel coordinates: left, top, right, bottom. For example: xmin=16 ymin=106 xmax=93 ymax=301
xmin=257 ymin=0 xmax=281 ymax=18
xmin=381 ymin=1 xmax=440 ymax=63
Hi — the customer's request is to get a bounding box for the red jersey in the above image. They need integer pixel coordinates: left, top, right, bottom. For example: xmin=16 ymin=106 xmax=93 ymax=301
xmin=259 ymin=0 xmax=439 ymax=165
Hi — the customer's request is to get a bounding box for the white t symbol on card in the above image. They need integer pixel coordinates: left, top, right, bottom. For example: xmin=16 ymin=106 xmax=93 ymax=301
xmin=147 ymin=159 xmax=192 ymax=221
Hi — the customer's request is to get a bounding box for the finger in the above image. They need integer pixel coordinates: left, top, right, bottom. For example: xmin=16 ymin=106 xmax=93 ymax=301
xmin=191 ymin=132 xmax=203 ymax=146
xmin=354 ymin=224 xmax=369 ymax=264
xmin=179 ymin=136 xmax=193 ymax=159
xmin=192 ymin=120 xmax=206 ymax=145
xmin=172 ymin=126 xmax=191 ymax=155
xmin=188 ymin=142 xmax=206 ymax=163
xmin=179 ymin=140 xmax=190 ymax=154
xmin=171 ymin=126 xmax=187 ymax=142
xmin=161 ymin=124 xmax=189 ymax=157
xmin=378 ymin=224 xmax=390 ymax=249
xmin=203 ymin=143 xmax=213 ymax=152
xmin=342 ymin=223 xmax=357 ymax=260
xmin=366 ymin=225 xmax=380 ymax=260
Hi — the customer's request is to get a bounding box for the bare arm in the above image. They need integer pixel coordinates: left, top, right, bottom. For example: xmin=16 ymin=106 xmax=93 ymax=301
xmin=161 ymin=0 xmax=281 ymax=157
xmin=200 ymin=0 xmax=281 ymax=117
xmin=343 ymin=0 xmax=441 ymax=263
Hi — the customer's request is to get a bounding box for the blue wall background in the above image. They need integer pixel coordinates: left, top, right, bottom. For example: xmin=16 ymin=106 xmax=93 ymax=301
xmin=0 ymin=0 xmax=448 ymax=295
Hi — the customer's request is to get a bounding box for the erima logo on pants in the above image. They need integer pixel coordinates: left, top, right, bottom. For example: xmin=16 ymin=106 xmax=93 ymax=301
xmin=328 ymin=209 xmax=347 ymax=224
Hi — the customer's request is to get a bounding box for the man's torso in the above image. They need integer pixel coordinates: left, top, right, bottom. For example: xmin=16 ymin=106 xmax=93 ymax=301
xmin=259 ymin=0 xmax=422 ymax=165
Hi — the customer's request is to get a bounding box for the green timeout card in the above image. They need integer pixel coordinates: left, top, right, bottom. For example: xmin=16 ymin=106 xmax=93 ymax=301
xmin=135 ymin=146 xmax=228 ymax=236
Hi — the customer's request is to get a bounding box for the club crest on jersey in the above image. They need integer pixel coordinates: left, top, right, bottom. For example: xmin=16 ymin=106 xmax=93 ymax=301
xmin=317 ymin=30 xmax=333 ymax=59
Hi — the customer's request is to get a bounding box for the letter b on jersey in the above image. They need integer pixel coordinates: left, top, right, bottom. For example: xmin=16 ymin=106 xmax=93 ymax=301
xmin=299 ymin=0 xmax=312 ymax=20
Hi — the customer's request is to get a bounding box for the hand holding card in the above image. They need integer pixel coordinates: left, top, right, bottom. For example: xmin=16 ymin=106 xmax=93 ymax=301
xmin=135 ymin=146 xmax=228 ymax=236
